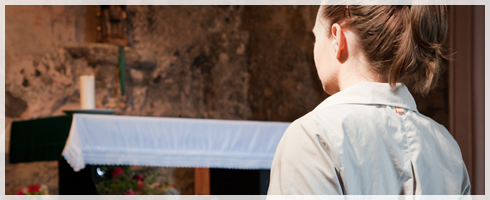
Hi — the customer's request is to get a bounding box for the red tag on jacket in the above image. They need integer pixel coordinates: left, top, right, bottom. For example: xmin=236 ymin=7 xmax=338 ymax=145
xmin=395 ymin=107 xmax=405 ymax=113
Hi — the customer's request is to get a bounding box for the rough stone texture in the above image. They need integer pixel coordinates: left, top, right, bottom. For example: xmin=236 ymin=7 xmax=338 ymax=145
xmin=126 ymin=5 xmax=250 ymax=119
xmin=242 ymin=6 xmax=329 ymax=122
xmin=5 ymin=5 xmax=449 ymax=195
xmin=5 ymin=91 xmax=28 ymax=118
xmin=5 ymin=161 xmax=59 ymax=195
xmin=5 ymin=5 xmax=86 ymax=195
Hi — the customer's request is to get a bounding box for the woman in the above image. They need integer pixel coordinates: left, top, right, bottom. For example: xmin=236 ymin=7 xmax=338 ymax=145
xmin=268 ymin=5 xmax=471 ymax=195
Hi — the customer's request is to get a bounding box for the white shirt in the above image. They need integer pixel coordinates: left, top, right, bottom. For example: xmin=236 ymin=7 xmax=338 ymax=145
xmin=268 ymin=82 xmax=471 ymax=195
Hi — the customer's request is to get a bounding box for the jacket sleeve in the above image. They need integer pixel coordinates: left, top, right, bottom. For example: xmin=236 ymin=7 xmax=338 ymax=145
xmin=267 ymin=117 xmax=343 ymax=195
xmin=461 ymin=163 xmax=471 ymax=195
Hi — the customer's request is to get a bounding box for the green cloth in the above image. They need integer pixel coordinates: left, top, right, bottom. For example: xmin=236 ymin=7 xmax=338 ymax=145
xmin=9 ymin=115 xmax=73 ymax=163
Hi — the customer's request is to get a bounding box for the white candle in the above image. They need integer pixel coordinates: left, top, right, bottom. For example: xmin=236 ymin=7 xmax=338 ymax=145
xmin=80 ymin=75 xmax=95 ymax=109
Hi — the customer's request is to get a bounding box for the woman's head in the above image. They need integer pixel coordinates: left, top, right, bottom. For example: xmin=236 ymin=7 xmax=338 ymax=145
xmin=313 ymin=5 xmax=448 ymax=95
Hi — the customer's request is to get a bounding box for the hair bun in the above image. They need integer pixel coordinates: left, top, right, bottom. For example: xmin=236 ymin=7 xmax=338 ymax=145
xmin=390 ymin=5 xmax=449 ymax=95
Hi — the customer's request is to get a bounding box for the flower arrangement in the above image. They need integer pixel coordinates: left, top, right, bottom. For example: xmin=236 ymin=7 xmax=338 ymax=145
xmin=93 ymin=166 xmax=180 ymax=195
xmin=17 ymin=184 xmax=49 ymax=195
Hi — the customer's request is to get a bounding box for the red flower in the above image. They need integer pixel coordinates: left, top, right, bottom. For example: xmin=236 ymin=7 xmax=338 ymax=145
xmin=132 ymin=174 xmax=144 ymax=182
xmin=27 ymin=184 xmax=41 ymax=193
xmin=172 ymin=184 xmax=177 ymax=188
xmin=112 ymin=167 xmax=124 ymax=178
xmin=124 ymin=190 xmax=135 ymax=195
xmin=137 ymin=180 xmax=143 ymax=188
xmin=17 ymin=189 xmax=24 ymax=195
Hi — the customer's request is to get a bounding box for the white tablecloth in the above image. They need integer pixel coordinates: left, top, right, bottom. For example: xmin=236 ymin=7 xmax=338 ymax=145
xmin=61 ymin=114 xmax=289 ymax=171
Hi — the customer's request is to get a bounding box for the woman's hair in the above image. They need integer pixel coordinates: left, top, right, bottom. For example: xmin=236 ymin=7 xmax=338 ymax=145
xmin=321 ymin=5 xmax=449 ymax=95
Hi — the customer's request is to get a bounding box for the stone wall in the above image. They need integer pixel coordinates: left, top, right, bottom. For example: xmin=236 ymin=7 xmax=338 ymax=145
xmin=5 ymin=5 xmax=448 ymax=195
xmin=242 ymin=6 xmax=329 ymax=122
xmin=6 ymin=5 xmax=86 ymax=195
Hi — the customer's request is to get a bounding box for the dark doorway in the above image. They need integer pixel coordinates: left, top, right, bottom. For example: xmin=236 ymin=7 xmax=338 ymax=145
xmin=58 ymin=159 xmax=97 ymax=195
xmin=210 ymin=169 xmax=270 ymax=195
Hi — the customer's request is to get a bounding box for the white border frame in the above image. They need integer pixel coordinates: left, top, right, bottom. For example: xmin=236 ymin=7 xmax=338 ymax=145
xmin=1 ymin=0 xmax=487 ymax=199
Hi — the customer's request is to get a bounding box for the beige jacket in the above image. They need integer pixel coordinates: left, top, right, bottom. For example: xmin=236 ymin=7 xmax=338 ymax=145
xmin=268 ymin=82 xmax=471 ymax=195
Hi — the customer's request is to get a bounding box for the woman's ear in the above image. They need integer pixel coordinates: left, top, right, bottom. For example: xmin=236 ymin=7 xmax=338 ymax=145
xmin=331 ymin=23 xmax=346 ymax=60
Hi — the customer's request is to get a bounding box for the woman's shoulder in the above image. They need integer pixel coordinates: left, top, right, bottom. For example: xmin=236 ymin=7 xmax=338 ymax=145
xmin=411 ymin=111 xmax=463 ymax=157
xmin=303 ymin=103 xmax=464 ymax=160
xmin=302 ymin=104 xmax=384 ymax=133
xmin=296 ymin=103 xmax=452 ymax=145
xmin=283 ymin=106 xmax=354 ymax=143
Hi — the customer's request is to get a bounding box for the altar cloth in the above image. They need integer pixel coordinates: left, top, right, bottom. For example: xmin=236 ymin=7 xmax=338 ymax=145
xmin=62 ymin=114 xmax=289 ymax=171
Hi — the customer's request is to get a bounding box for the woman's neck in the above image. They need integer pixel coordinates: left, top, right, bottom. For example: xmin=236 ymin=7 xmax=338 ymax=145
xmin=337 ymin=60 xmax=386 ymax=92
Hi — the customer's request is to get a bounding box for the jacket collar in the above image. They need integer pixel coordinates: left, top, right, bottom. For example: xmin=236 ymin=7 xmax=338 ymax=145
xmin=314 ymin=82 xmax=418 ymax=112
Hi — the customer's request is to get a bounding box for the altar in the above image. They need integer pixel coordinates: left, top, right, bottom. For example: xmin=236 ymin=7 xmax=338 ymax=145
xmin=9 ymin=114 xmax=289 ymax=195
